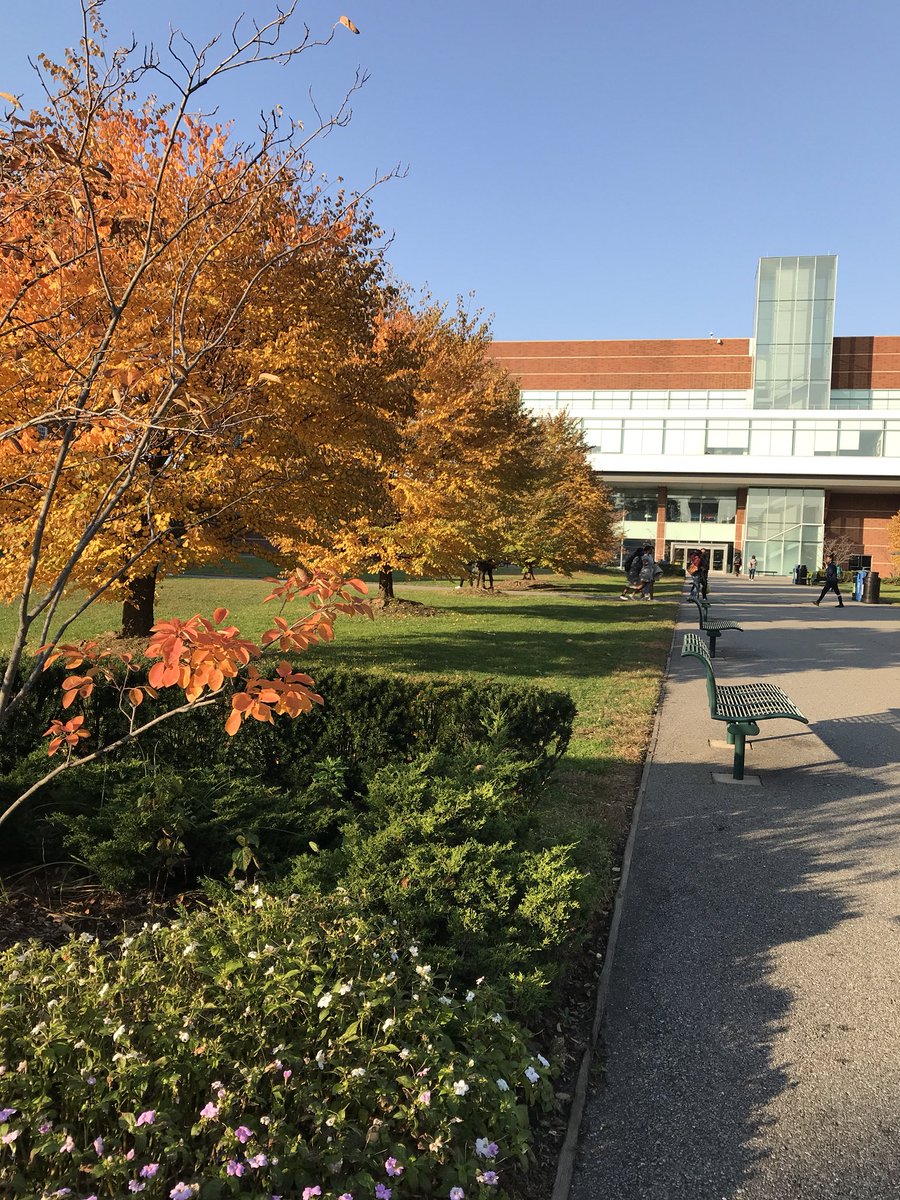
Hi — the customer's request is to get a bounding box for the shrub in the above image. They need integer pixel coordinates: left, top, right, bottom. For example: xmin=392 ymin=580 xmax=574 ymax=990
xmin=282 ymin=752 xmax=587 ymax=1010
xmin=0 ymin=888 xmax=555 ymax=1198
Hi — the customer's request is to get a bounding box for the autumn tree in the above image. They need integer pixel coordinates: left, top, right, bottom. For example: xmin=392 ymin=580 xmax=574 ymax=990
xmin=329 ymin=301 xmax=532 ymax=599
xmin=503 ymin=412 xmax=617 ymax=574
xmin=0 ymin=1 xmax=396 ymax=730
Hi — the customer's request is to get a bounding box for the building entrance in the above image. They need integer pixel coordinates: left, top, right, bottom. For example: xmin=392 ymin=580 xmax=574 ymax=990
xmin=668 ymin=543 xmax=732 ymax=574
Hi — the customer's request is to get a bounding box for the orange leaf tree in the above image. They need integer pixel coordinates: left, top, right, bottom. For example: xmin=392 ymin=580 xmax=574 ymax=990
xmin=0 ymin=1 xmax=400 ymax=733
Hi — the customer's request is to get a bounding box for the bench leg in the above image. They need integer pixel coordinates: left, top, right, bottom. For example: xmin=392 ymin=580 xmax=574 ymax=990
xmin=727 ymin=721 xmax=759 ymax=780
xmin=708 ymin=631 xmax=719 ymax=658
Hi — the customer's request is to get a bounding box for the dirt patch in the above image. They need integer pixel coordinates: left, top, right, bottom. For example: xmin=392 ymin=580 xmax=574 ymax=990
xmin=0 ymin=877 xmax=191 ymax=951
xmin=368 ymin=597 xmax=439 ymax=617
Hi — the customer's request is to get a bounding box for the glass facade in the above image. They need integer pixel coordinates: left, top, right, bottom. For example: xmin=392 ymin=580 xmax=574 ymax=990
xmin=584 ymin=416 xmax=900 ymax=458
xmin=744 ymin=488 xmax=824 ymax=575
xmin=752 ymin=256 xmax=836 ymax=410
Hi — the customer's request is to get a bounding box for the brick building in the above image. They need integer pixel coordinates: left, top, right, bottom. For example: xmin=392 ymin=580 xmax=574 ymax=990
xmin=486 ymin=256 xmax=900 ymax=577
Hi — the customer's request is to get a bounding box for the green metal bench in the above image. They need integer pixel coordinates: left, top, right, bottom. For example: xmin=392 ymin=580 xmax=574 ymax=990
xmin=681 ymin=632 xmax=809 ymax=779
xmin=689 ymin=596 xmax=743 ymax=658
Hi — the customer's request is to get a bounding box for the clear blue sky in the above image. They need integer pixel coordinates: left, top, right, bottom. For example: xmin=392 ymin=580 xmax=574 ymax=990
xmin=4 ymin=0 xmax=899 ymax=340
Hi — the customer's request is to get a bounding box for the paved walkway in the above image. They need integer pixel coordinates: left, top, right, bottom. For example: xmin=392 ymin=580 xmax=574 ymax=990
xmin=571 ymin=577 xmax=900 ymax=1200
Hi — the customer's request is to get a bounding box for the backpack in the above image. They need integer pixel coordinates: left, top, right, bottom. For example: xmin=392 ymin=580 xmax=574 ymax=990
xmin=687 ymin=553 xmax=701 ymax=575
xmin=624 ymin=548 xmax=643 ymax=573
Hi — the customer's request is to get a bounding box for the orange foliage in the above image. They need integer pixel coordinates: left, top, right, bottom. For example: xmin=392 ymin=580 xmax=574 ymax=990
xmin=40 ymin=569 xmax=371 ymax=755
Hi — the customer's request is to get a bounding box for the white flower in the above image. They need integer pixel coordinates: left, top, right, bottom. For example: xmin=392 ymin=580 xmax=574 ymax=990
xmin=315 ymin=1050 xmax=326 ymax=1069
xmin=247 ymin=950 xmax=258 ymax=960
xmin=254 ymin=898 xmax=264 ymax=908
xmin=112 ymin=1024 xmax=126 ymax=1041
xmin=338 ymin=982 xmax=352 ymax=994
xmin=350 ymin=1067 xmax=366 ymax=1078
xmin=415 ymin=964 xmax=432 ymax=978
xmin=466 ymin=991 xmax=475 ymax=1002
xmin=317 ymin=992 xmax=332 ymax=1009
xmin=439 ymin=996 xmax=452 ymax=1006
xmin=399 ymin=1048 xmax=410 ymax=1059
xmin=491 ymin=1013 xmax=502 ymax=1024
xmin=453 ymin=1080 xmax=469 ymax=1095
xmin=537 ymin=1054 xmax=550 ymax=1068
xmin=182 ymin=943 xmax=197 ymax=957
xmin=496 ymin=1078 xmax=509 ymax=1092
xmin=524 ymin=1065 xmax=540 ymax=1083
xmin=409 ymin=945 xmax=419 ymax=958
xmin=382 ymin=1017 xmax=395 ymax=1031
xmin=178 ymin=1031 xmax=190 ymax=1042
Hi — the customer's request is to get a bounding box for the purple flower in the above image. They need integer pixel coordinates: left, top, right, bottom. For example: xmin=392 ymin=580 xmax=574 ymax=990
xmin=375 ymin=1187 xmax=392 ymax=1200
xmin=338 ymin=1194 xmax=353 ymax=1200
xmin=136 ymin=1110 xmax=156 ymax=1127
xmin=86 ymin=1075 xmax=97 ymax=1085
xmin=450 ymin=1190 xmax=465 ymax=1200
xmin=418 ymin=1089 xmax=432 ymax=1105
xmin=126 ymin=1149 xmax=136 ymax=1161
xmin=199 ymin=1102 xmax=219 ymax=1120
xmin=385 ymin=1157 xmax=404 ymax=1177
xmin=52 ymin=1192 xmax=72 ymax=1198
xmin=39 ymin=1121 xmax=52 ymax=1133
xmin=234 ymin=1124 xmax=253 ymax=1144
xmin=477 ymin=1171 xmax=499 ymax=1186
xmin=128 ymin=1183 xmax=146 ymax=1194
xmin=302 ymin=1189 xmax=322 ymax=1200
xmin=170 ymin=1186 xmax=196 ymax=1200
xmin=283 ymin=1069 xmax=292 ymax=1082
xmin=475 ymin=1138 xmax=499 ymax=1159
xmin=2 ymin=1130 xmax=20 ymax=1145
xmin=0 ymin=1108 xmax=16 ymax=1122
xmin=93 ymin=1136 xmax=104 ymax=1155
xmin=59 ymin=1134 xmax=75 ymax=1153
xmin=248 ymin=1152 xmax=268 ymax=1168
xmin=226 ymin=1160 xmax=245 ymax=1177
xmin=141 ymin=1163 xmax=160 ymax=1178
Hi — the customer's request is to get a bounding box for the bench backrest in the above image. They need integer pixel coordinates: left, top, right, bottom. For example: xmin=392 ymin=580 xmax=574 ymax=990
xmin=681 ymin=632 xmax=717 ymax=712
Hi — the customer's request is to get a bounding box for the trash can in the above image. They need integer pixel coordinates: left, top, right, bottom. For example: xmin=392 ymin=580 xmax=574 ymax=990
xmin=854 ymin=570 xmax=867 ymax=602
xmin=792 ymin=565 xmax=800 ymax=584
xmin=862 ymin=571 xmax=881 ymax=604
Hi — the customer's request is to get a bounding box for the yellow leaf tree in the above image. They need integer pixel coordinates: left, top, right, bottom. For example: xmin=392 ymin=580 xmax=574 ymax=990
xmin=329 ymin=302 xmax=533 ymax=599
xmin=503 ymin=412 xmax=618 ymax=575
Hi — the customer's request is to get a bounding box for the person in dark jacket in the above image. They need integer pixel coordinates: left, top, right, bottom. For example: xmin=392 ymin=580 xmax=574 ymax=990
xmin=698 ymin=547 xmax=710 ymax=599
xmin=813 ymin=554 xmax=844 ymax=608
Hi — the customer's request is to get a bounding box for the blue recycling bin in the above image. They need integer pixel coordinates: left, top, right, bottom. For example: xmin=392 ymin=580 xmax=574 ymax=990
xmin=854 ymin=570 xmax=867 ymax=602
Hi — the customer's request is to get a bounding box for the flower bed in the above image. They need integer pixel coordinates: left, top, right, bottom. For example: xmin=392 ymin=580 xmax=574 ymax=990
xmin=0 ymin=889 xmax=555 ymax=1199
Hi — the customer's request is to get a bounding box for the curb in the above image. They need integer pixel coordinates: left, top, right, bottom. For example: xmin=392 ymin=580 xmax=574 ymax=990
xmin=550 ymin=602 xmax=683 ymax=1200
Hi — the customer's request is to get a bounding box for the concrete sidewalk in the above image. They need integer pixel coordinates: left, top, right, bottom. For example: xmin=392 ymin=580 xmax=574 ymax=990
xmin=571 ymin=578 xmax=900 ymax=1200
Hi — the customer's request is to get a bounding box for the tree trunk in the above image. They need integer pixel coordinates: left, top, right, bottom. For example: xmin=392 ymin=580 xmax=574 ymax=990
xmin=377 ymin=566 xmax=395 ymax=602
xmin=121 ymin=567 xmax=159 ymax=638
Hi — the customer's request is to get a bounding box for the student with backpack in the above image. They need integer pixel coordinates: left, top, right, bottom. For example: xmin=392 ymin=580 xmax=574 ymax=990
xmin=620 ymin=544 xmax=651 ymax=599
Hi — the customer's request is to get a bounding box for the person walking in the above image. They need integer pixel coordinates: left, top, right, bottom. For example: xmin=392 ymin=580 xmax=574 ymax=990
xmin=733 ymin=550 xmax=742 ymax=576
xmin=813 ymin=554 xmax=845 ymax=608
xmin=698 ymin=547 xmax=710 ymax=599
xmin=620 ymin=544 xmax=649 ymax=599
xmin=748 ymin=554 xmax=757 ymax=579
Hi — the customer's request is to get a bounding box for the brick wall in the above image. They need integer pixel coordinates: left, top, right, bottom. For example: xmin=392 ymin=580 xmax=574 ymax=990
xmin=824 ymin=492 xmax=900 ymax=576
xmin=485 ymin=338 xmax=753 ymax=390
xmin=831 ymin=336 xmax=900 ymax=389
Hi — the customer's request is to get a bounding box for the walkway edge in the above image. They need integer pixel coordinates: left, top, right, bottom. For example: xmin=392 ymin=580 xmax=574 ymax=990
xmin=551 ymin=608 xmax=681 ymax=1200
